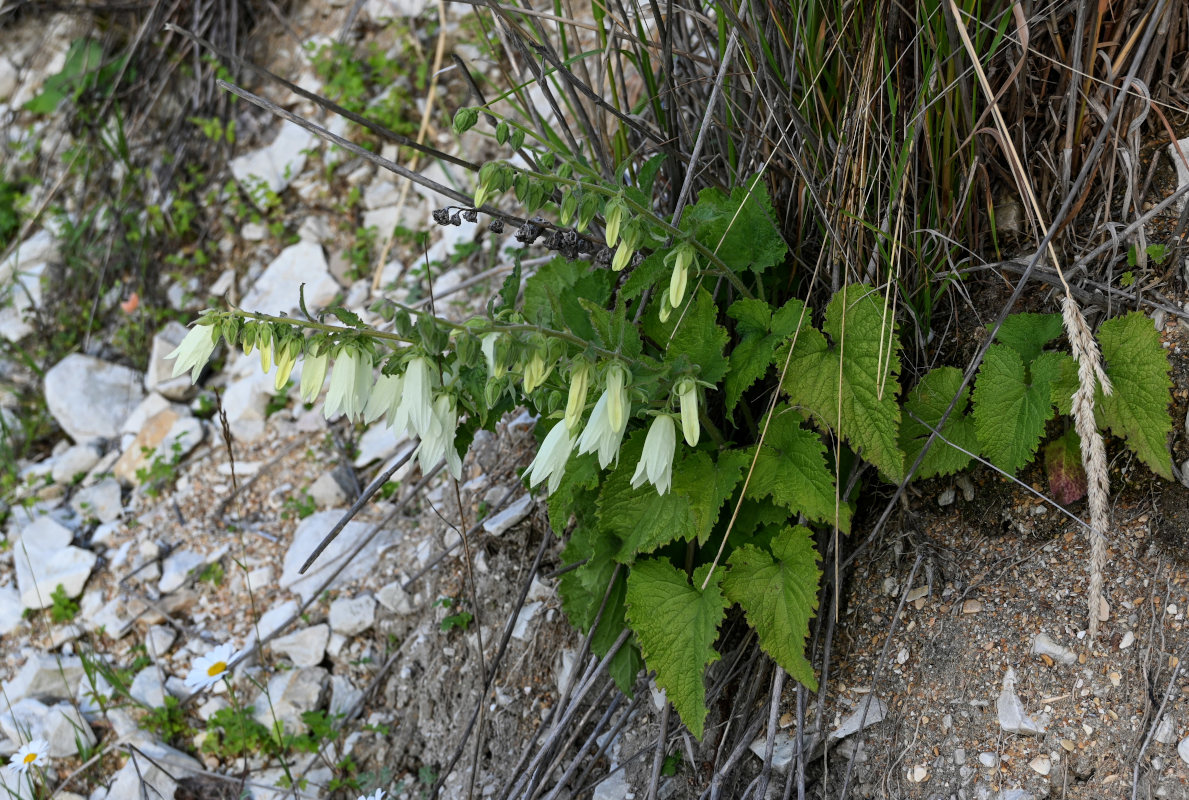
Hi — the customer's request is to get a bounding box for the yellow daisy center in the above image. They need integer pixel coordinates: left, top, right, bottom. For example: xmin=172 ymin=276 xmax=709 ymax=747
xmin=206 ymin=661 xmax=227 ymax=677
xmin=22 ymin=752 xmax=37 ymax=765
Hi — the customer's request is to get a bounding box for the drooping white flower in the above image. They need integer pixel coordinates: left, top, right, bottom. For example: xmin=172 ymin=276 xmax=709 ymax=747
xmin=357 ymin=790 xmax=386 ymax=800
xmin=300 ymin=349 xmax=329 ymax=403
xmin=184 ymin=643 xmax=237 ymax=693
xmin=577 ymin=391 xmax=629 ymax=469
xmin=257 ymin=329 xmax=273 ymax=374
xmin=526 ymin=420 xmax=575 ymax=494
xmin=675 ymin=378 xmax=700 ymax=447
xmin=668 ymin=243 xmax=694 ymax=309
xmin=417 ymin=395 xmax=462 ymax=480
xmin=166 ymin=323 xmax=218 ymax=384
xmin=323 ymin=348 xmax=373 ymax=422
xmin=364 ymin=374 xmax=403 ymax=426
xmin=481 ymin=333 xmax=502 ymax=378
xmin=6 ymin=739 xmax=48 ymax=776
xmin=397 ymin=357 xmax=435 ymax=439
xmin=631 ymin=415 xmax=676 ymax=494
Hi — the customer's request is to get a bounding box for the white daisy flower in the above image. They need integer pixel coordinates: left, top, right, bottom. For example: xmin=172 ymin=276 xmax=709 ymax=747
xmin=166 ymin=323 xmax=218 ymax=384
xmin=184 ymin=643 xmax=237 ymax=692
xmin=631 ymin=415 xmax=676 ymax=495
xmin=526 ymin=421 xmax=575 ymax=494
xmin=6 ymin=739 xmax=48 ymax=776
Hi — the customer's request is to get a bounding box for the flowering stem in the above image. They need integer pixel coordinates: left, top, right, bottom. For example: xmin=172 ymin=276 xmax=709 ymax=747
xmin=513 ymin=167 xmax=756 ymax=301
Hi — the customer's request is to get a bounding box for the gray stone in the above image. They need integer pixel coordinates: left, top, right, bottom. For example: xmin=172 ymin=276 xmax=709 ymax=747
xmin=482 ymin=494 xmax=534 ymax=536
xmin=15 ymin=515 xmax=73 ymax=549
xmin=42 ymin=702 xmax=96 ymax=757
xmin=3 ymin=653 xmax=85 ymax=702
xmin=376 ymin=580 xmax=414 ymax=615
xmin=105 ymin=754 xmax=177 ymax=800
xmin=146 ymin=625 xmax=177 ymax=660
xmin=120 ymin=393 xmax=174 ymax=436
xmin=0 ymin=585 xmax=22 ymax=635
xmin=144 ymin=321 xmax=196 ymax=400
xmin=591 ymin=769 xmax=632 ymax=800
xmin=996 ymin=668 xmax=1047 ymax=736
xmin=298 ymin=215 xmax=332 ymax=244
xmin=251 ymin=667 xmax=327 ymax=735
xmin=1179 ymin=736 xmax=1189 ymax=765
xmin=270 ymin=623 xmax=330 ymax=667
xmin=1031 ymin=633 xmax=1077 ymax=665
xmin=511 ymin=601 xmax=542 ymax=641
xmin=0 ymin=260 xmax=44 ymax=342
xmin=241 ymin=241 xmax=337 ymax=317
xmin=830 ymin=695 xmax=888 ymax=739
xmin=0 ymin=55 xmax=16 ymax=102
xmin=71 ymin=478 xmax=122 ymax=523
xmin=129 ymin=667 xmax=167 ymax=709
xmin=329 ymin=674 xmax=363 ymax=717
xmin=220 ymin=369 xmax=274 ymax=443
xmin=158 ymin=549 xmax=207 ymax=594
xmin=14 ymin=538 xmax=97 ymax=610
xmin=1170 ymin=137 xmax=1189 ymax=213
xmin=363 ymin=179 xmax=400 ymax=209
xmin=353 ymin=425 xmax=404 ymax=467
xmin=0 ymin=698 xmax=50 ymax=749
xmin=51 ymin=444 xmax=102 ymax=485
xmin=248 ymin=600 xmax=298 ymax=646
xmin=44 ymin=354 xmax=145 ymax=443
xmin=329 ymin=595 xmax=375 ymax=636
xmin=280 ymin=510 xmax=397 ymax=603
xmin=229 ymin=121 xmax=315 ymax=207
xmin=309 ymin=470 xmax=350 ymax=509
xmin=0 ymin=771 xmax=34 ymax=800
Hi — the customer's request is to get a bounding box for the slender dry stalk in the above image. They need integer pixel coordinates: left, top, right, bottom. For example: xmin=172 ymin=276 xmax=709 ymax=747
xmin=1063 ymin=295 xmax=1113 ymax=637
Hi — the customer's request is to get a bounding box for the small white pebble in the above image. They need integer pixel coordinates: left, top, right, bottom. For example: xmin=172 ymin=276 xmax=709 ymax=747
xmin=1120 ymin=631 xmax=1135 ymax=649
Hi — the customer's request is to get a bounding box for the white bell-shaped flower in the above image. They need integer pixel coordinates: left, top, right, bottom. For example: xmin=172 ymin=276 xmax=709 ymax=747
xmin=397 ymin=356 xmax=435 ymax=438
xmin=526 ymin=420 xmax=575 ymax=494
xmin=323 ymin=348 xmax=373 ymax=421
xmin=166 ymin=323 xmax=218 ymax=384
xmin=300 ymin=350 xmax=328 ymax=403
xmin=631 ymin=414 xmax=676 ymax=494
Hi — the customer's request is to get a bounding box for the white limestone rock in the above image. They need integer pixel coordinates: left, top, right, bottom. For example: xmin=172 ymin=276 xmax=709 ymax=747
xmin=280 ymin=510 xmax=397 ymax=603
xmin=50 ymin=444 xmax=102 ymax=485
xmin=44 ymin=355 xmax=144 ymax=443
xmin=240 ymin=240 xmax=337 ymax=317
xmin=13 ymin=537 xmax=97 ymax=611
xmin=270 ymin=623 xmax=330 ymax=667
xmin=229 ymin=121 xmax=315 ymax=207
xmin=2 ymin=653 xmax=85 ymax=702
xmin=329 ymin=595 xmax=375 ymax=636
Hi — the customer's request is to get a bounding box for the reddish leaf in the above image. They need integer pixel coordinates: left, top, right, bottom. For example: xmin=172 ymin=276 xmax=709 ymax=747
xmin=1044 ymin=430 xmax=1086 ymax=505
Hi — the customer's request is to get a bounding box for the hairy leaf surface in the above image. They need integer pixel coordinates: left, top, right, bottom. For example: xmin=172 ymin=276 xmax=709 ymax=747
xmin=744 ymin=406 xmax=850 ymax=531
xmin=679 ymin=178 xmax=787 ymax=275
xmin=780 ymin=285 xmax=904 ymax=481
xmin=726 ymin=298 xmax=807 ymax=413
xmin=723 ymin=526 xmax=821 ymax=689
xmin=626 ymin=560 xmax=727 ymax=738
xmin=900 ymin=367 xmax=977 ymax=479
xmin=992 ymin=312 xmax=1064 ymax=363
xmin=972 ymin=345 xmax=1060 ymax=473
xmin=1097 ymin=312 xmax=1173 ymax=478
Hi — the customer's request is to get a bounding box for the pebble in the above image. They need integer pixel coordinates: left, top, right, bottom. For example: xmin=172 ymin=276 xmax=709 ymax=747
xmin=937 ymin=487 xmax=955 ymax=506
xmin=1029 ymin=754 xmax=1051 ymax=776
xmin=906 ymin=765 xmax=928 ymax=783
xmin=1031 ymin=633 xmax=1077 ymax=665
xmin=997 ymin=667 xmax=1047 ymax=736
xmin=482 ymin=494 xmax=534 ymax=536
xmin=1120 ymin=630 xmax=1135 ymax=649
xmin=1178 ymin=737 xmax=1189 ymax=765
xmin=979 ymin=752 xmax=998 ymax=768
xmin=962 ymin=599 xmax=983 ymax=614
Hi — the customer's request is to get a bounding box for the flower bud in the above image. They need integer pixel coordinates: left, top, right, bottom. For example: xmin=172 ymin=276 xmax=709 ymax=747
xmin=564 ymin=361 xmax=590 ymax=432
xmin=676 ymin=378 xmax=700 ymax=447
xmin=604 ymin=195 xmax=626 ymax=248
xmin=523 ymin=352 xmax=552 ymax=394
xmin=300 ymin=349 xmax=328 ymax=403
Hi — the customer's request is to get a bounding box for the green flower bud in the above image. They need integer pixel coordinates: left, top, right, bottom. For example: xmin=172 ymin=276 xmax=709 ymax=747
xmin=577 ymin=192 xmax=600 ymax=232
xmin=496 ymin=120 xmax=509 ymax=144
xmin=564 ymin=360 xmax=590 ymax=432
xmin=509 ymin=127 xmax=525 ymax=150
xmin=604 ymin=195 xmax=627 ymax=247
xmin=560 ymin=190 xmax=579 ymax=227
xmin=676 ymin=378 xmax=700 ymax=447
xmin=452 ymin=107 xmax=480 ymax=135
